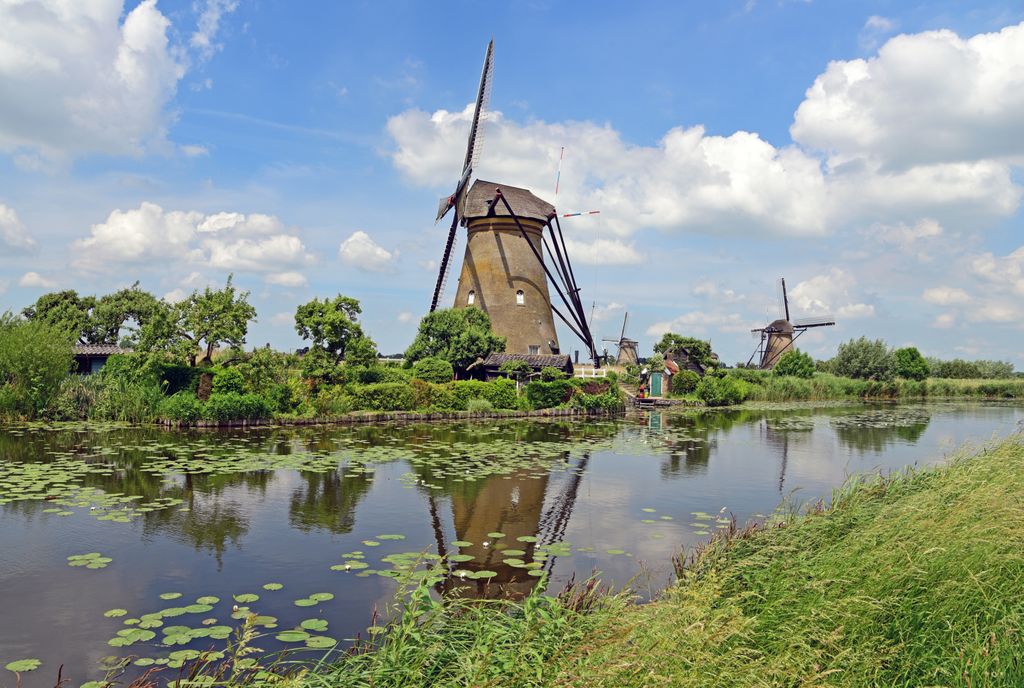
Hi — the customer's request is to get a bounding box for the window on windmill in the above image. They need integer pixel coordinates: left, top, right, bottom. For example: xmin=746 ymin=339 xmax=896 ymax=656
xmin=516 ymin=290 xmax=525 ymax=305
xmin=529 ymin=345 xmax=540 ymax=355
xmin=467 ymin=290 xmax=475 ymax=305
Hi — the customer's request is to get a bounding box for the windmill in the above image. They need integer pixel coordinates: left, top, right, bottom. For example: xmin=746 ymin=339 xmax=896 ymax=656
xmin=601 ymin=312 xmax=638 ymax=365
xmin=428 ymin=40 xmax=598 ymax=364
xmin=747 ymin=277 xmax=835 ymax=369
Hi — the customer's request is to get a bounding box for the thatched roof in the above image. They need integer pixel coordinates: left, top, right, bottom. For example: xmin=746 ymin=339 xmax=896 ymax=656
xmin=463 ymin=180 xmax=555 ymax=223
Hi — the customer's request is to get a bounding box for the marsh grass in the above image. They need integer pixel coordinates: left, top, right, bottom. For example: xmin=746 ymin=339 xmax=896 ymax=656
xmin=737 ymin=372 xmax=1024 ymax=402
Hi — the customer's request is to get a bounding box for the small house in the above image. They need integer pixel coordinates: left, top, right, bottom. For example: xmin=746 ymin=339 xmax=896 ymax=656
xmin=73 ymin=345 xmax=130 ymax=375
xmin=468 ymin=352 xmax=574 ymax=381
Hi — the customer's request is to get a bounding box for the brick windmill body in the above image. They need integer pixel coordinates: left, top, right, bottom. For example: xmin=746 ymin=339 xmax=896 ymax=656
xmin=429 ymin=41 xmax=596 ymax=362
xmin=748 ymin=277 xmax=836 ymax=369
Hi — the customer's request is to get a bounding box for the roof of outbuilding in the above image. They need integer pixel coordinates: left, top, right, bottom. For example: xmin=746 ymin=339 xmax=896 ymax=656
xmin=481 ymin=352 xmax=573 ymax=370
xmin=73 ymin=344 xmax=130 ymax=356
xmin=463 ymin=180 xmax=556 ymax=223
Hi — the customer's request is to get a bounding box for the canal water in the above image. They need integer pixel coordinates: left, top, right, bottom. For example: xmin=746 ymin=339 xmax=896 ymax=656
xmin=2 ymin=401 xmax=1022 ymax=684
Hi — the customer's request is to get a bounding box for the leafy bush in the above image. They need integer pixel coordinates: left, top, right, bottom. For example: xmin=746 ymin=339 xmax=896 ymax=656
xmin=0 ymin=317 xmax=74 ymax=418
xmin=696 ymin=376 xmax=745 ymax=407
xmin=234 ymin=347 xmax=290 ymax=393
xmin=409 ymin=379 xmax=458 ymax=411
xmin=540 ymin=367 xmax=567 ymax=381
xmin=621 ymin=364 xmax=641 ymax=385
xmin=159 ymin=363 xmax=201 ymax=395
xmin=832 ymin=337 xmax=894 ymax=381
xmin=352 ymin=365 xmax=411 ymax=385
xmin=350 ymin=383 xmax=416 ymax=411
xmin=974 ymin=360 xmax=1015 ymax=379
xmin=411 ymin=357 xmax=454 ymax=384
xmin=672 ymin=370 xmax=701 ymax=394
xmin=499 ymin=360 xmax=532 ymax=382
xmin=49 ymin=375 xmax=103 ymax=420
xmin=525 ymin=380 xmax=573 ymax=409
xmin=725 ymin=367 xmax=768 ymax=384
xmin=203 ymin=392 xmax=272 ymax=421
xmin=93 ymin=377 xmax=165 ymax=422
xmin=453 ymin=379 xmax=518 ymax=410
xmin=158 ymin=392 xmax=204 ymax=423
xmin=312 ymin=386 xmax=353 ymax=416
xmin=773 ymin=350 xmax=815 ymax=379
xmin=466 ymin=398 xmax=494 ymax=413
xmin=212 ymin=366 xmax=246 ymax=395
xmin=893 ymin=347 xmax=930 ymax=381
xmin=300 ymin=347 xmax=344 ymax=384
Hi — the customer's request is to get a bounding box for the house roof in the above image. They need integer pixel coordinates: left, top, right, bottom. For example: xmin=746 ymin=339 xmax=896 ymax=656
xmin=463 ymin=180 xmax=555 ymax=223
xmin=73 ymin=344 xmax=130 ymax=356
xmin=481 ymin=352 xmax=573 ymax=371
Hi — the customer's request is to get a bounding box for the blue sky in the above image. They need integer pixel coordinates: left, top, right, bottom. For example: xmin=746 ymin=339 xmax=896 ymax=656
xmin=1 ymin=0 xmax=1023 ymax=365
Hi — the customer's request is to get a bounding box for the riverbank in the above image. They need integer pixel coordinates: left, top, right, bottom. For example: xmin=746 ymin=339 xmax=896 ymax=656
xmin=241 ymin=432 xmax=1024 ymax=687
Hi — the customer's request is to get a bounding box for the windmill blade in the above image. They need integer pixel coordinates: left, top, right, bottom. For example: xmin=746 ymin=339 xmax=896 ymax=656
xmin=794 ymin=315 xmax=835 ymax=328
xmin=429 ymin=213 xmax=460 ymax=312
xmin=619 ymin=312 xmax=628 ymax=343
xmin=776 ymin=278 xmax=789 ymax=321
xmin=463 ymin=39 xmax=494 ymax=174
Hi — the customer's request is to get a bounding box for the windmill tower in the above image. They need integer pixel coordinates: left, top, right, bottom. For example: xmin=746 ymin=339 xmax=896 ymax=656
xmin=429 ymin=40 xmax=598 ymax=363
xmin=601 ymin=312 xmax=638 ymax=365
xmin=748 ymin=277 xmax=835 ymax=369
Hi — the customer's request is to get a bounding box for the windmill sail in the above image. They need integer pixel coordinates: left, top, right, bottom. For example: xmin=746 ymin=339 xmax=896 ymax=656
xmin=794 ymin=315 xmax=835 ymax=328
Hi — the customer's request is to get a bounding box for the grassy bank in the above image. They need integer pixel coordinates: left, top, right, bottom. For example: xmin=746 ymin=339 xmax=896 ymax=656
xmin=215 ymin=434 xmax=1023 ymax=687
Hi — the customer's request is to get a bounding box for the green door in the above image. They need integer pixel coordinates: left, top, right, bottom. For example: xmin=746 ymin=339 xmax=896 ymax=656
xmin=650 ymin=372 xmax=663 ymax=397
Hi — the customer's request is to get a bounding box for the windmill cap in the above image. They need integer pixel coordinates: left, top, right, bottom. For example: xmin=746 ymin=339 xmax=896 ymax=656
xmin=463 ymin=179 xmax=556 ymax=223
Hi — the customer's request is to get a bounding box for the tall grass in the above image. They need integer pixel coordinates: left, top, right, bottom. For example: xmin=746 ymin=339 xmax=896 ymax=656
xmin=732 ymin=371 xmax=1024 ymax=402
xmin=560 ymin=435 xmax=1024 ymax=686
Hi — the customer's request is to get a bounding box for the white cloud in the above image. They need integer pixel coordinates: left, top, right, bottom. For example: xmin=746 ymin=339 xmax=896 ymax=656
xmin=71 ymin=202 xmax=314 ymax=274
xmin=790 ymin=268 xmax=874 ymax=319
xmin=859 ymin=15 xmax=898 ymax=52
xmin=970 ymin=245 xmax=1024 ymax=296
xmin=932 ymin=313 xmax=956 ymax=329
xmin=590 ymin=302 xmax=625 ymax=324
xmin=922 ymin=286 xmax=971 ymax=305
xmin=646 ymin=311 xmax=758 ymax=337
xmin=18 ymin=271 xmax=56 ymax=288
xmin=271 ymin=311 xmax=293 ymax=326
xmin=0 ymin=203 xmax=34 ymax=250
xmin=181 ymin=144 xmax=209 ymax=157
xmin=387 ymin=106 xmax=830 ymax=238
xmin=867 ymin=218 xmax=942 ymax=251
xmin=265 ymin=271 xmax=307 ymax=287
xmin=397 ymin=311 xmax=414 ymax=323
xmin=191 ymin=0 xmax=239 ymax=61
xmin=339 ymin=231 xmax=397 ymax=272
xmin=793 ymin=23 xmax=1024 ymax=171
xmin=692 ymin=280 xmax=744 ymax=303
xmin=562 ymin=238 xmax=642 ymax=265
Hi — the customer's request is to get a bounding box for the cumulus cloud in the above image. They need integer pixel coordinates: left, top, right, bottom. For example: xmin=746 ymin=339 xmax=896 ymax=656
xmin=339 ymin=231 xmax=397 ymax=272
xmin=563 ymin=238 xmax=642 ymax=265
xmin=71 ymin=202 xmax=314 ymax=274
xmin=181 ymin=144 xmax=209 ymax=157
xmin=646 ymin=311 xmax=758 ymax=337
xmin=265 ymin=271 xmax=307 ymax=287
xmin=191 ymin=0 xmax=239 ymax=61
xmin=970 ymin=245 xmax=1024 ymax=296
xmin=922 ymin=286 xmax=972 ymax=305
xmin=790 ymin=268 xmax=875 ymax=319
xmin=0 ymin=0 xmax=237 ymax=166
xmin=0 ymin=203 xmax=34 ymax=250
xmin=397 ymin=311 xmax=414 ymax=323
xmin=18 ymin=271 xmax=56 ymax=288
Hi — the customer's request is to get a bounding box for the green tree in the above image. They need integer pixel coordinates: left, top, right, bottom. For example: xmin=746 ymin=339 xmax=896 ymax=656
xmin=0 ymin=314 xmax=74 ymax=418
xmin=404 ymin=308 xmax=505 ymax=372
xmin=499 ymin=359 xmax=532 ymax=384
xmin=773 ymin=349 xmax=815 ymax=379
xmin=90 ymin=283 xmax=162 ymax=346
xmin=344 ymin=335 xmax=379 ymax=367
xmin=892 ymin=347 xmax=930 ymax=381
xmin=22 ymin=290 xmax=95 ymax=343
xmin=653 ymin=333 xmax=714 ymax=368
xmin=412 ymin=357 xmax=455 ymax=383
xmin=294 ymin=295 xmax=370 ymax=363
xmin=832 ymin=337 xmax=894 ymax=380
xmin=671 ymin=370 xmax=701 ymax=394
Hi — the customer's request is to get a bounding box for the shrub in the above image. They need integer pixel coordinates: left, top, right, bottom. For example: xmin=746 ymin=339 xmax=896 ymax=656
xmin=773 ymin=350 xmax=815 ymax=379
xmin=409 ymin=379 xmax=458 ymax=411
xmin=300 ymin=347 xmax=344 ymax=384
xmin=234 ymin=347 xmax=290 ymax=393
xmin=158 ymin=392 xmax=204 ymax=424
xmin=159 ymin=364 xmax=201 ymax=395
xmin=312 ymin=386 xmax=353 ymax=416
xmin=411 ymin=357 xmax=454 ymax=384
xmin=696 ymin=376 xmax=745 ymax=407
xmin=974 ymin=360 xmax=1015 ymax=379
xmin=540 ymin=366 xmax=567 ymax=381
xmin=350 ymin=383 xmax=416 ymax=411
xmin=672 ymin=370 xmax=701 ymax=395
xmin=832 ymin=337 xmax=894 ymax=381
xmin=352 ymin=365 xmax=411 ymax=385
xmin=204 ymin=392 xmax=272 ymax=421
xmin=525 ymin=380 xmax=573 ymax=409
xmin=49 ymin=375 xmax=103 ymax=420
xmin=893 ymin=347 xmax=930 ymax=381
xmin=453 ymin=379 xmax=518 ymax=410
xmin=93 ymin=377 xmax=165 ymax=422
xmin=621 ymin=364 xmax=641 ymax=385
xmin=466 ymin=398 xmax=494 ymax=413
xmin=499 ymin=360 xmax=532 ymax=383
xmin=212 ymin=366 xmax=246 ymax=395
xmin=0 ymin=317 xmax=74 ymax=418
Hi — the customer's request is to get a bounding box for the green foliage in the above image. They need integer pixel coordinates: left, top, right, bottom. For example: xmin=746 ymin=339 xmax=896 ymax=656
xmin=696 ymin=375 xmax=745 ymax=406
xmin=49 ymin=375 xmax=104 ymax=420
xmin=893 ymin=347 xmax=930 ymax=381
xmin=974 ymin=360 xmax=1015 ymax=379
xmin=92 ymin=376 xmax=164 ymax=423
xmin=350 ymin=383 xmax=416 ymax=411
xmin=465 ymin=398 xmax=494 ymax=413
xmin=653 ymin=333 xmax=714 ymax=368
xmin=158 ymin=363 xmax=201 ymax=395
xmin=351 ymin=366 xmax=411 ymax=385
xmin=294 ymin=295 xmax=368 ymax=360
xmin=203 ymin=392 xmax=272 ymax=421
xmin=300 ymin=346 xmax=344 ymax=384
xmin=409 ymin=379 xmax=458 ymax=411
xmin=411 ymin=357 xmax=455 ymax=384
xmin=927 ymin=357 xmax=1015 ymax=379
xmin=621 ymin=364 xmax=641 ymax=385
xmin=312 ymin=386 xmax=353 ymax=416
xmin=22 ymin=290 xmax=94 ymax=343
xmin=212 ymin=366 xmax=246 ymax=395
xmin=499 ymin=359 xmax=532 ymax=382
xmin=525 ymin=380 xmax=573 ymax=409
xmin=23 ymin=284 xmax=162 ymax=346
xmin=832 ymin=337 xmax=894 ymax=380
xmin=0 ymin=316 xmax=74 ymax=419
xmin=404 ymin=308 xmax=505 ymax=371
xmin=773 ymin=350 xmax=815 ymax=379
xmin=345 ymin=334 xmax=379 ymax=367
xmin=233 ymin=347 xmax=290 ymax=394
xmin=540 ymin=366 xmax=567 ymax=381
xmin=453 ymin=379 xmax=518 ymax=410
xmin=158 ymin=392 xmax=204 ymax=424
xmin=671 ymin=370 xmax=701 ymax=395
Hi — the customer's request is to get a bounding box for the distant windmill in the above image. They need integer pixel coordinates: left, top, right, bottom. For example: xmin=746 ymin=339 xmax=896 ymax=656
xmin=747 ymin=278 xmax=835 ymax=369
xmin=427 ymin=40 xmax=599 ymax=364
xmin=601 ymin=312 xmax=639 ymax=365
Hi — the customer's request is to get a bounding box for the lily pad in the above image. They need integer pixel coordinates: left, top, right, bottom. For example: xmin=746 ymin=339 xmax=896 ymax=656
xmin=516 ymin=535 xmax=538 ymax=543
xmin=5 ymin=659 xmax=41 ymax=672
xmin=309 ymin=592 xmax=334 ymax=602
xmin=376 ymin=534 xmax=405 ymax=540
xmin=262 ymin=583 xmax=283 ymax=591
xmin=196 ymin=596 xmax=220 ymax=605
xmin=452 ymin=540 xmax=473 ymax=547
xmin=275 ymin=630 xmax=310 ymax=643
xmin=233 ymin=593 xmax=259 ymax=604
xmin=103 ymin=608 xmax=128 ymax=618
xmin=294 ymin=598 xmax=316 ymax=607
xmin=300 ymin=619 xmax=328 ymax=632
xmin=159 ymin=592 xmax=183 ymax=600
xmin=486 ymin=532 xmax=505 ymax=539
xmin=305 ymin=636 xmax=337 ymax=649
